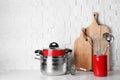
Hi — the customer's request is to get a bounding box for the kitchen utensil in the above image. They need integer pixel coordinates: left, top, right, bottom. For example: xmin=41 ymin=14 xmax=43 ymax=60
xmin=70 ymin=64 xmax=88 ymax=75
xmin=74 ymin=12 xmax=110 ymax=70
xmin=82 ymin=30 xmax=102 ymax=56
xmin=92 ymin=34 xmax=102 ymax=56
xmin=70 ymin=64 xmax=76 ymax=75
xmin=85 ymin=12 xmax=110 ymax=70
xmin=102 ymin=33 xmax=114 ymax=55
xmin=97 ymin=38 xmax=101 ymax=55
xmin=74 ymin=28 xmax=92 ymax=71
xmin=35 ymin=42 xmax=72 ymax=75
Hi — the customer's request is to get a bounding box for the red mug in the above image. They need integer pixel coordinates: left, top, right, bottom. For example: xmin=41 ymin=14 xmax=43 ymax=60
xmin=93 ymin=55 xmax=107 ymax=77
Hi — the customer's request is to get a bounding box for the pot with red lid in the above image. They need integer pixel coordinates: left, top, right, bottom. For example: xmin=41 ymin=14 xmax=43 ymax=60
xmin=35 ymin=42 xmax=72 ymax=75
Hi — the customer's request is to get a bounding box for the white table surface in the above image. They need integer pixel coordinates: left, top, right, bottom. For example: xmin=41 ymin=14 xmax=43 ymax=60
xmin=0 ymin=70 xmax=120 ymax=80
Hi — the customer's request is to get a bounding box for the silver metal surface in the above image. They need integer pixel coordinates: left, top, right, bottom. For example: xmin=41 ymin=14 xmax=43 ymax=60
xmin=70 ymin=64 xmax=76 ymax=75
xmin=35 ymin=48 xmax=72 ymax=75
xmin=103 ymin=33 xmax=114 ymax=55
xmin=40 ymin=56 xmax=68 ymax=75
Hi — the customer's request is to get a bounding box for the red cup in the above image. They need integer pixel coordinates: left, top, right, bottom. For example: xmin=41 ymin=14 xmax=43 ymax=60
xmin=93 ymin=55 xmax=107 ymax=77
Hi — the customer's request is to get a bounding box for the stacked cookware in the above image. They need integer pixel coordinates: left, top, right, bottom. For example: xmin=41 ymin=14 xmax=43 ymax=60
xmin=35 ymin=42 xmax=72 ymax=75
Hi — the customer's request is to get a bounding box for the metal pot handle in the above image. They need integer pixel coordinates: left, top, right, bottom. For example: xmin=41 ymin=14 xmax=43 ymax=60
xmin=35 ymin=50 xmax=43 ymax=56
xmin=64 ymin=48 xmax=72 ymax=58
xmin=65 ymin=48 xmax=72 ymax=55
xmin=34 ymin=50 xmax=43 ymax=61
xmin=35 ymin=57 xmax=41 ymax=60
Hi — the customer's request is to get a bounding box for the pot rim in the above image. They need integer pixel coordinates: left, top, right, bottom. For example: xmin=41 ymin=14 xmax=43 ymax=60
xmin=42 ymin=56 xmax=66 ymax=58
xmin=42 ymin=48 xmax=65 ymax=50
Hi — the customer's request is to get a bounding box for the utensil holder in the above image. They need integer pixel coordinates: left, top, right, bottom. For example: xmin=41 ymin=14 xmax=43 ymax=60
xmin=93 ymin=55 xmax=107 ymax=77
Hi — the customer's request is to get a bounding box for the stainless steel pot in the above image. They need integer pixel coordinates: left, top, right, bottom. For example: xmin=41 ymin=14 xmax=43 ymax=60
xmin=35 ymin=42 xmax=72 ymax=75
xmin=41 ymin=56 xmax=67 ymax=75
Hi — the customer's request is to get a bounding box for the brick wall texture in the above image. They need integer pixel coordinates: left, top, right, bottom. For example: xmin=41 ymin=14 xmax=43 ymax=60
xmin=0 ymin=0 xmax=120 ymax=71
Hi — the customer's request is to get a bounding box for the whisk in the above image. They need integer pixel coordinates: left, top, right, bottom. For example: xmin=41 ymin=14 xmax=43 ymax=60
xmin=81 ymin=28 xmax=102 ymax=56
xmin=92 ymin=34 xmax=102 ymax=56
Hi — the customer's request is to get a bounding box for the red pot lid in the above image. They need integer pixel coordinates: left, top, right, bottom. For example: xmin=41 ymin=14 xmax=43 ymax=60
xmin=43 ymin=49 xmax=65 ymax=56
xmin=35 ymin=42 xmax=72 ymax=57
xmin=42 ymin=42 xmax=66 ymax=56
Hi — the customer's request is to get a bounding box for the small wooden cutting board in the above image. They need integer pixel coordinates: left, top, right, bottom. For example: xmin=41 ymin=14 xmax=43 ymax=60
xmin=74 ymin=12 xmax=110 ymax=71
xmin=74 ymin=29 xmax=93 ymax=70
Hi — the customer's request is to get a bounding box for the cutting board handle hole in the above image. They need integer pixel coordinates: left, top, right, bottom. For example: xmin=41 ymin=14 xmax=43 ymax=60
xmin=93 ymin=12 xmax=98 ymax=16
xmin=94 ymin=14 xmax=97 ymax=17
xmin=85 ymin=38 xmax=88 ymax=41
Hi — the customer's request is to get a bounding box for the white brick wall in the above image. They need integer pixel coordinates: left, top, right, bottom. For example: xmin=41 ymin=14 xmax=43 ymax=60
xmin=0 ymin=0 xmax=119 ymax=71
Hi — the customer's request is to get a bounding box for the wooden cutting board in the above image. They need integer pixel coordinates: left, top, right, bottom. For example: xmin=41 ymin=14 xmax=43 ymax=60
xmin=74 ymin=29 xmax=93 ymax=71
xmin=74 ymin=12 xmax=110 ymax=71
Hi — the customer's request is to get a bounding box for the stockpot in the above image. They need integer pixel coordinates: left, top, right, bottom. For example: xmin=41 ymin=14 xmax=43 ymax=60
xmin=35 ymin=42 xmax=72 ymax=75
